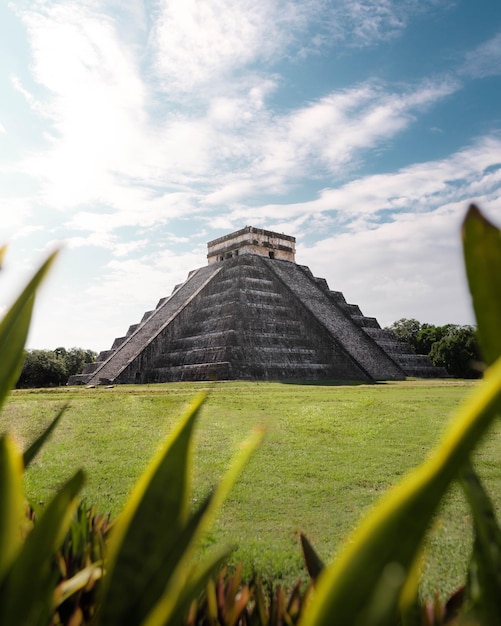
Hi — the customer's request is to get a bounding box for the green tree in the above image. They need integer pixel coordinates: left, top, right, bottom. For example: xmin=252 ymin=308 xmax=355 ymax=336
xmin=63 ymin=347 xmax=96 ymax=378
xmin=386 ymin=318 xmax=422 ymax=351
xmin=415 ymin=323 xmax=450 ymax=355
xmin=17 ymin=350 xmax=67 ymax=388
xmin=429 ymin=325 xmax=481 ymax=378
xmin=16 ymin=347 xmax=96 ymax=388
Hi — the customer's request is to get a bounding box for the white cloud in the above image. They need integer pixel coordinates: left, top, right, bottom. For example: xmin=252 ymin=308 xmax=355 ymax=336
xmin=220 ymin=135 xmax=501 ymax=228
xmin=461 ymin=31 xmax=501 ymax=79
xmin=201 ymin=77 xmax=459 ymax=208
xmin=15 ymin=2 xmax=148 ymax=208
xmin=321 ymin=0 xmax=450 ymax=48
xmin=0 ymin=196 xmax=35 ymax=238
xmin=150 ymin=0 xmax=305 ymax=93
xmin=7 ymin=0 xmax=460 ymax=240
xmin=150 ymin=0 xmax=448 ymax=93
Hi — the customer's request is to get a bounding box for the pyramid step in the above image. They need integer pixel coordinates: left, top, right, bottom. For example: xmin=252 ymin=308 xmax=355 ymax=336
xmin=341 ymin=303 xmax=362 ymax=317
xmin=328 ymin=291 xmax=347 ymax=304
xmin=141 ymin=310 xmax=154 ymax=323
xmin=364 ymin=328 xmax=402 ymax=341
xmin=243 ymin=289 xmax=282 ymax=303
xmin=81 ymin=362 xmax=101 ymax=374
xmin=147 ymin=362 xmax=233 ymax=382
xmin=371 ymin=340 xmax=414 ymax=355
xmin=97 ymin=349 xmax=115 ymax=361
xmin=111 ymin=336 xmax=127 ymax=349
xmin=199 ymin=293 xmax=239 ymax=306
xmin=67 ymin=373 xmax=94 ymax=385
xmin=241 ymin=277 xmax=275 ymax=289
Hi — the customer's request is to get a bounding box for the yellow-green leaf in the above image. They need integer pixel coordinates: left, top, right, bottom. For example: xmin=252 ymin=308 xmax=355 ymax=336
xmin=97 ymin=393 xmax=205 ymax=626
xmin=142 ymin=544 xmax=231 ymax=626
xmin=144 ymin=425 xmax=264 ymax=626
xmin=23 ymin=405 xmax=68 ymax=469
xmin=98 ymin=395 xmax=263 ymax=626
xmin=0 ymin=251 xmax=58 ymax=411
xmin=0 ymin=469 xmax=85 ymax=626
xmin=462 ymin=205 xmax=501 ymax=366
xmin=0 ymin=436 xmax=25 ymax=584
xmin=460 ymin=462 xmax=501 ymax=623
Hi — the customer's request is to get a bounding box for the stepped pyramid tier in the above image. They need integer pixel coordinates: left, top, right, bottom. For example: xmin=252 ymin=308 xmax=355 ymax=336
xmin=68 ymin=227 xmax=448 ymax=385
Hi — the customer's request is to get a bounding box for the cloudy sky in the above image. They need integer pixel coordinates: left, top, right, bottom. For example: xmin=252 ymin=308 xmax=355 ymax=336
xmin=2 ymin=0 xmax=501 ymax=353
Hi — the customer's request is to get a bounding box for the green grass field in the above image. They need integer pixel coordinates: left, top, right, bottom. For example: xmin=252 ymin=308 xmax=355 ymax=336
xmin=2 ymin=378 xmax=500 ymax=600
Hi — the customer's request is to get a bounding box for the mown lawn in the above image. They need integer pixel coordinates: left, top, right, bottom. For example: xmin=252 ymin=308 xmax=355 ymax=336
xmin=2 ymin=378 xmax=499 ymax=600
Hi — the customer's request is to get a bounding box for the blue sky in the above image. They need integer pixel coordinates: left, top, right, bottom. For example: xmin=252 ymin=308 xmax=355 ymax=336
xmin=2 ymin=0 xmax=501 ymax=352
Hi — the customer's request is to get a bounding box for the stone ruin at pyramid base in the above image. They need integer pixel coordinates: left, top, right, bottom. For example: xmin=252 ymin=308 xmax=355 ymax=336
xmin=69 ymin=226 xmax=448 ymax=386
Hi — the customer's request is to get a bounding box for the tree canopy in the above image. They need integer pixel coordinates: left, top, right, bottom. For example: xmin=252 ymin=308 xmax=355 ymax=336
xmin=16 ymin=347 xmax=96 ymax=388
xmin=385 ymin=319 xmax=481 ymax=378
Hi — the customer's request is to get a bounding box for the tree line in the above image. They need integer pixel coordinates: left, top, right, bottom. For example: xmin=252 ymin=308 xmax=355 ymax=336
xmin=16 ymin=347 xmax=97 ymax=388
xmin=385 ymin=319 xmax=481 ymax=378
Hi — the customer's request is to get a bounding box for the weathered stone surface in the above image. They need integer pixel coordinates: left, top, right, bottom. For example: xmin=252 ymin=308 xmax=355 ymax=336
xmin=68 ymin=228 xmax=447 ymax=385
xmin=207 ymin=226 xmax=295 ymax=264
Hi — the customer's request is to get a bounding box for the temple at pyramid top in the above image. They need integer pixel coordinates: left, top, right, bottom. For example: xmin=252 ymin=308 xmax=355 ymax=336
xmin=207 ymin=226 xmax=296 ymax=263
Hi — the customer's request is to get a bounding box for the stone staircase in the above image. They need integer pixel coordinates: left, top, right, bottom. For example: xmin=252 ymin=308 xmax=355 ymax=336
xmin=68 ymin=263 xmax=223 ymax=385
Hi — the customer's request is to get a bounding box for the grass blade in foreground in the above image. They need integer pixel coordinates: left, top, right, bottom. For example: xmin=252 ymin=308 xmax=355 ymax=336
xmin=142 ymin=426 xmax=264 ymax=626
xmin=98 ymin=395 xmax=264 ymax=626
xmin=460 ymin=463 xmax=501 ymax=624
xmin=300 ymin=533 xmax=325 ymax=582
xmin=0 ymin=436 xmax=25 ymax=583
xmin=462 ymin=204 xmax=501 ymax=367
xmin=23 ymin=404 xmax=68 ymax=469
xmin=143 ymin=544 xmax=231 ymax=626
xmin=299 ymin=355 xmax=501 ymax=626
xmin=0 ymin=251 xmax=58 ymax=411
xmin=97 ymin=393 xmax=205 ymax=626
xmin=0 ymin=469 xmax=85 ymax=626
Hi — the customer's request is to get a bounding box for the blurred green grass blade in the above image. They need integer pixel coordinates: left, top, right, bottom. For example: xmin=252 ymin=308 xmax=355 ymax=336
xmin=131 ymin=492 xmax=213 ymax=623
xmin=0 ymin=469 xmax=84 ymax=626
xmin=300 ymin=533 xmax=325 ymax=582
xmin=0 ymin=251 xmax=58 ymax=410
xmin=459 ymin=462 xmax=501 ymax=623
xmin=150 ymin=426 xmax=263 ymax=626
xmin=23 ymin=404 xmax=68 ymax=469
xmin=299 ymin=354 xmax=501 ymax=626
xmin=97 ymin=393 xmax=205 ymax=626
xmin=143 ymin=544 xmax=231 ymax=626
xmin=197 ymin=425 xmax=264 ymax=536
xmin=0 ymin=436 xmax=25 ymax=584
xmin=462 ymin=205 xmax=501 ymax=366
xmin=99 ymin=397 xmax=263 ymax=626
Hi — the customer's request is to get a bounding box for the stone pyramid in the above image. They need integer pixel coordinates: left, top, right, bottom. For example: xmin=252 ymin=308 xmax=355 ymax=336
xmin=69 ymin=226 xmax=447 ymax=385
